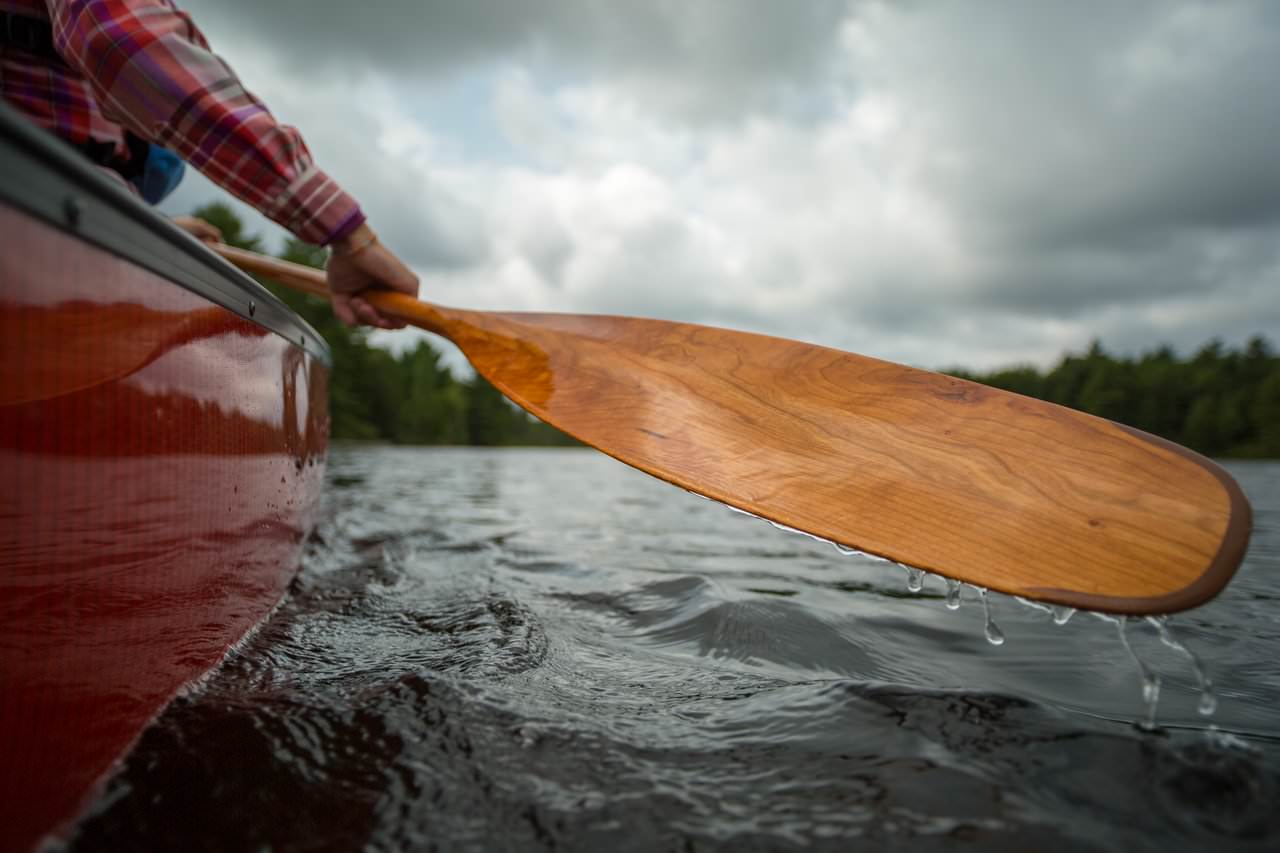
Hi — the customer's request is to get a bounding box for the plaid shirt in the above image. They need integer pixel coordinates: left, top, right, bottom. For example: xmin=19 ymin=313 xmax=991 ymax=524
xmin=0 ymin=0 xmax=364 ymax=244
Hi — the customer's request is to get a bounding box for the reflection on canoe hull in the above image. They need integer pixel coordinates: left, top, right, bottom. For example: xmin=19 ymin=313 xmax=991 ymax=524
xmin=0 ymin=203 xmax=329 ymax=850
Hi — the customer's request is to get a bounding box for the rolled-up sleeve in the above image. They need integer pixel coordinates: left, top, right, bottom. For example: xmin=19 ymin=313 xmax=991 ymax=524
xmin=48 ymin=0 xmax=365 ymax=244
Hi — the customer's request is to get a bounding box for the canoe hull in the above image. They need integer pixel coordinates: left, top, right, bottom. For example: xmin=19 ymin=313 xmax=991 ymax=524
xmin=0 ymin=113 xmax=330 ymax=851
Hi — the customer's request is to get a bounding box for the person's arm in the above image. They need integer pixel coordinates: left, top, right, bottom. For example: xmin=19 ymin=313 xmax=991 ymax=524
xmin=48 ymin=0 xmax=417 ymax=327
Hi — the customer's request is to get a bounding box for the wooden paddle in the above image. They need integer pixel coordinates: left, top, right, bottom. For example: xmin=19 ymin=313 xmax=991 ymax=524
xmin=215 ymin=243 xmax=1252 ymax=615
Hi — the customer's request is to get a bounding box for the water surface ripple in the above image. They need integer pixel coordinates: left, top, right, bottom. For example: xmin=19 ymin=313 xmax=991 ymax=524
xmin=66 ymin=448 xmax=1280 ymax=851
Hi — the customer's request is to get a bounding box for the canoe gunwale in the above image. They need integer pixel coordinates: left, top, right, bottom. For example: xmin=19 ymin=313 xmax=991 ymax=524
xmin=0 ymin=100 xmax=330 ymax=367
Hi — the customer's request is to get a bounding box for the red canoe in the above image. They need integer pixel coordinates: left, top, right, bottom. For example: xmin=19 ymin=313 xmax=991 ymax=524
xmin=0 ymin=104 xmax=330 ymax=852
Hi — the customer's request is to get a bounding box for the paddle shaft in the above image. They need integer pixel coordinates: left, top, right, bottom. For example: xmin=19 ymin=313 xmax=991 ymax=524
xmin=211 ymin=244 xmax=452 ymax=337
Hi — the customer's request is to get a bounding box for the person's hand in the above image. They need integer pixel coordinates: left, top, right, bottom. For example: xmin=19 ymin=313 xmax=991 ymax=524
xmin=325 ymin=223 xmax=419 ymax=329
xmin=172 ymin=215 xmax=222 ymax=244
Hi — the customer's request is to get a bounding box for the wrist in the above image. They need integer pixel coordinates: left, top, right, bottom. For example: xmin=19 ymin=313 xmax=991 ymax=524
xmin=330 ymin=223 xmax=377 ymax=258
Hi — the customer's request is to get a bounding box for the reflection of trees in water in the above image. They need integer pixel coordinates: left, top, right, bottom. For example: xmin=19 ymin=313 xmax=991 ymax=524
xmin=0 ymin=357 xmax=328 ymax=459
xmin=0 ymin=301 xmax=234 ymax=406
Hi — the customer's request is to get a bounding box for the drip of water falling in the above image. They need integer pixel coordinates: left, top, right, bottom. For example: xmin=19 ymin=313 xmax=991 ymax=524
xmin=978 ymin=588 xmax=1005 ymax=645
xmin=767 ymin=519 xmax=829 ymax=545
xmin=944 ymin=579 xmax=962 ymax=610
xmin=1116 ymin=616 xmax=1161 ymax=730
xmin=905 ymin=567 xmax=925 ymax=593
xmin=1146 ymin=616 xmax=1217 ymax=717
xmin=1012 ymin=595 xmax=1074 ymax=627
xmin=699 ymin=492 xmax=898 ymax=563
xmin=1142 ymin=672 xmax=1161 ymax=724
xmin=831 ymin=542 xmax=893 ymax=564
xmin=832 ymin=541 xmax=893 ymax=563
xmin=694 ymin=485 xmax=1220 ymax=730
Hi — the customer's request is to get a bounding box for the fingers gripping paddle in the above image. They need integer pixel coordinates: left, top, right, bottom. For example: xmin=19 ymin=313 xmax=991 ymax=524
xmin=215 ymin=244 xmax=1252 ymax=615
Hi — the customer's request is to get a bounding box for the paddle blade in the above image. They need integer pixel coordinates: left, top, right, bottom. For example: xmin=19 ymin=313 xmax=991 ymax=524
xmin=392 ymin=302 xmax=1250 ymax=615
xmin=202 ymin=244 xmax=1249 ymax=616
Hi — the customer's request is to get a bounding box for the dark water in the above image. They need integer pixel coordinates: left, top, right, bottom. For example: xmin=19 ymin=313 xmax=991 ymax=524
xmin=65 ymin=448 xmax=1280 ymax=851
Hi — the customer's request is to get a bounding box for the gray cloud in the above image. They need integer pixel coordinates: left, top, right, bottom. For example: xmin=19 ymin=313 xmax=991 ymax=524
xmin=167 ymin=0 xmax=1280 ymax=370
xmin=834 ymin=1 xmax=1280 ymax=347
xmin=181 ymin=0 xmax=851 ymax=121
xmin=889 ymin=2 xmax=1280 ymax=244
xmin=347 ymin=168 xmax=489 ymax=271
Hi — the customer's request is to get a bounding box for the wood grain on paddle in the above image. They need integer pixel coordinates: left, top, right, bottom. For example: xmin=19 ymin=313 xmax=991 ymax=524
xmin=218 ymin=245 xmax=1252 ymax=615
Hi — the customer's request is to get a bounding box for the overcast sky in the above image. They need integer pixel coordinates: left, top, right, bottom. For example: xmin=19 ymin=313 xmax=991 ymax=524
xmin=162 ymin=0 xmax=1280 ymax=372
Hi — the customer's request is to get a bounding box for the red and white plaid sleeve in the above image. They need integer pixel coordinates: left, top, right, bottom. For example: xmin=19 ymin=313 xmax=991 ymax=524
xmin=46 ymin=0 xmax=365 ymax=245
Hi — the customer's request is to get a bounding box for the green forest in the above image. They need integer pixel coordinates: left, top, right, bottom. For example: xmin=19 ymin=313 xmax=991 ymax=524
xmin=202 ymin=203 xmax=1278 ymax=457
xmin=948 ymin=336 xmax=1279 ymax=458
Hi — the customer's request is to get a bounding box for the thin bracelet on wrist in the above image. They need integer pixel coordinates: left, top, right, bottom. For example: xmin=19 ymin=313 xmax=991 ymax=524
xmin=331 ymin=228 xmax=378 ymax=258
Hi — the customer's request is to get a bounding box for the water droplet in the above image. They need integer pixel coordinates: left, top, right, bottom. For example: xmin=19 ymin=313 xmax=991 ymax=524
xmin=1141 ymin=672 xmax=1163 ymax=732
xmin=1014 ymin=596 xmax=1051 ymax=614
xmin=945 ymin=579 xmax=962 ymax=610
xmin=1118 ymin=616 xmax=1161 ymax=730
xmin=984 ymin=622 xmax=1005 ymax=646
xmin=767 ymin=519 xmax=832 ymax=547
xmin=979 ymin=588 xmax=1004 ymax=645
xmin=905 ymin=567 xmax=925 ymax=593
xmin=1145 ymin=616 xmax=1216 ymax=719
xmin=828 ymin=540 xmax=893 ymax=563
xmin=1051 ymin=605 xmax=1075 ymax=626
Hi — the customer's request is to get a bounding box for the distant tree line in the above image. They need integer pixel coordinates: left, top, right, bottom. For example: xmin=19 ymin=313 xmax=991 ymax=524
xmin=948 ymin=337 xmax=1280 ymax=458
xmin=197 ymin=203 xmax=576 ymax=446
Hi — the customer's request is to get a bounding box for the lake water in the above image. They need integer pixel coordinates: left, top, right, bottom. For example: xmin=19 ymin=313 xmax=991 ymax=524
xmin=64 ymin=447 xmax=1279 ymax=851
